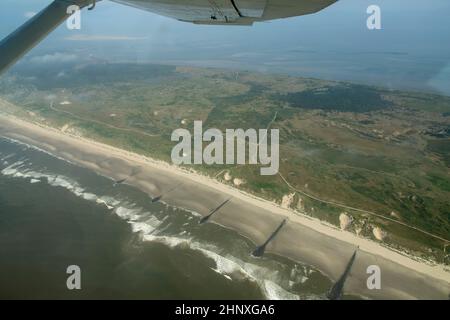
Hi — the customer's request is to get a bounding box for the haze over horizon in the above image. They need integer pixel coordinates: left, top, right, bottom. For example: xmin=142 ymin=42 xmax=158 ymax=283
xmin=1 ymin=0 xmax=449 ymax=94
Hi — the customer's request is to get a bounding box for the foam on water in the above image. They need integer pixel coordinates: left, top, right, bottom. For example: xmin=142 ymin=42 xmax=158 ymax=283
xmin=98 ymin=196 xmax=120 ymax=209
xmin=115 ymin=206 xmax=142 ymax=221
xmin=1 ymin=153 xmax=16 ymax=161
xmin=0 ymin=151 xmax=309 ymax=300
xmin=95 ymin=198 xmax=114 ymax=209
xmin=211 ymin=268 xmax=233 ymax=281
xmin=0 ymin=160 xmax=163 ymax=235
xmin=132 ymin=215 xmax=164 ymax=234
xmin=2 ymin=137 xmax=75 ymax=165
xmin=1 ymin=161 xmax=110 ymax=214
xmin=263 ymin=280 xmax=300 ymax=300
xmin=140 ymin=233 xmax=301 ymax=300
xmin=143 ymin=234 xmax=191 ymax=248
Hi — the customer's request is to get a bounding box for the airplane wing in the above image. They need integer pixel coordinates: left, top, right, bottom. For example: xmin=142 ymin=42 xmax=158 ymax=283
xmin=110 ymin=0 xmax=337 ymax=25
xmin=0 ymin=0 xmax=337 ymax=75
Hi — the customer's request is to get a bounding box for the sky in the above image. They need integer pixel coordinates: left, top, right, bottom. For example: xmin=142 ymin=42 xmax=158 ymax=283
xmin=1 ymin=0 xmax=449 ymax=94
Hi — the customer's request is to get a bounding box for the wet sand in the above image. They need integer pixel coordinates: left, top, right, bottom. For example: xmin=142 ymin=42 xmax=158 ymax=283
xmin=0 ymin=114 xmax=449 ymax=299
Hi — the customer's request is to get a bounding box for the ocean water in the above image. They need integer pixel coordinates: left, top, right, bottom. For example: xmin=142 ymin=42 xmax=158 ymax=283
xmin=0 ymin=137 xmax=334 ymax=300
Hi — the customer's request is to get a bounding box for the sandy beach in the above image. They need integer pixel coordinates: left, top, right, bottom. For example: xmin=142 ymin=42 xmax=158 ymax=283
xmin=0 ymin=113 xmax=449 ymax=299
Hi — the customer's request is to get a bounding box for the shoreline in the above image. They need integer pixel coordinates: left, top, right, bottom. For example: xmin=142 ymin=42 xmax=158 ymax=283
xmin=0 ymin=113 xmax=449 ymax=299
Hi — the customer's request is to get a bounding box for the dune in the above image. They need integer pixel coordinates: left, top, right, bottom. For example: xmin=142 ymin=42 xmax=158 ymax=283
xmin=0 ymin=113 xmax=449 ymax=299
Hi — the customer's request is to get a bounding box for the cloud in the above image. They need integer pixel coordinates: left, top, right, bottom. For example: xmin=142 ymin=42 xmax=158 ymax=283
xmin=64 ymin=34 xmax=148 ymax=41
xmin=29 ymin=52 xmax=78 ymax=64
xmin=24 ymin=11 xmax=37 ymax=18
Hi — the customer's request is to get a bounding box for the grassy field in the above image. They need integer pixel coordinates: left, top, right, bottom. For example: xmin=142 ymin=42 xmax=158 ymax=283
xmin=1 ymin=62 xmax=449 ymax=263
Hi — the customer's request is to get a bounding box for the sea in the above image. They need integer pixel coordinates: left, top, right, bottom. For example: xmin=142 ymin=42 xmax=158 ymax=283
xmin=0 ymin=137 xmax=336 ymax=300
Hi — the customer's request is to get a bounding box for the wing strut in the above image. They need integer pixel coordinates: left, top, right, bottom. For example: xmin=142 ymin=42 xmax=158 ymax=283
xmin=0 ymin=0 xmax=92 ymax=75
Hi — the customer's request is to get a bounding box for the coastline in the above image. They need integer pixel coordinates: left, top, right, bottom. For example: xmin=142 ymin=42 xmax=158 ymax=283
xmin=0 ymin=113 xmax=449 ymax=299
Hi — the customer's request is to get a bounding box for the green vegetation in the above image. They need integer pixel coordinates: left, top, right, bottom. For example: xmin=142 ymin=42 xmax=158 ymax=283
xmin=1 ymin=62 xmax=449 ymax=262
xmin=274 ymin=84 xmax=392 ymax=112
xmin=427 ymin=139 xmax=450 ymax=167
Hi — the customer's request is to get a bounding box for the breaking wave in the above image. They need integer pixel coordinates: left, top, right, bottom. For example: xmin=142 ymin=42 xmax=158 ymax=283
xmin=140 ymin=233 xmax=306 ymax=300
xmin=0 ymin=153 xmax=314 ymax=300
